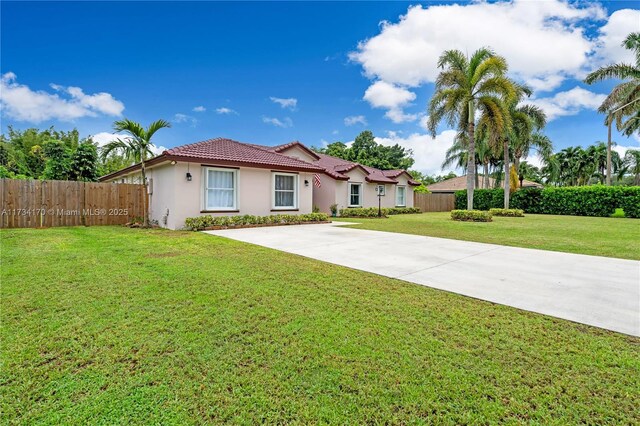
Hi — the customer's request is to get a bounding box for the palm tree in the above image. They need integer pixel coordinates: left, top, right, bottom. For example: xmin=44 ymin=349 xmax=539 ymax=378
xmin=585 ymin=32 xmax=640 ymax=184
xmin=101 ymin=118 xmax=171 ymax=227
xmin=513 ymin=132 xmax=553 ymax=174
xmin=517 ymin=161 xmax=541 ymax=186
xmin=504 ymin=89 xmax=546 ymax=206
xmin=624 ymin=149 xmax=640 ymax=185
xmin=428 ymin=48 xmax=516 ymax=209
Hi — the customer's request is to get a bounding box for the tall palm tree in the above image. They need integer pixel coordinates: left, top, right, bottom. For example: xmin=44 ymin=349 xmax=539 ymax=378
xmin=585 ymin=32 xmax=640 ymax=184
xmin=102 ymin=118 xmax=171 ymax=227
xmin=513 ymin=132 xmax=553 ymax=174
xmin=428 ymin=48 xmax=516 ymax=209
xmin=475 ymin=82 xmax=547 ymax=207
xmin=624 ymin=149 xmax=640 ymax=185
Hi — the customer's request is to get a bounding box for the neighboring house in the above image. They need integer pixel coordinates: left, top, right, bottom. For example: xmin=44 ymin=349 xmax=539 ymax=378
xmin=425 ymin=174 xmax=543 ymax=193
xmin=100 ymin=138 xmax=419 ymax=229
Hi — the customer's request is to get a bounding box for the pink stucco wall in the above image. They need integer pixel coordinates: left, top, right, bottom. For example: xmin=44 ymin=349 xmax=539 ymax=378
xmin=111 ymin=162 xmax=314 ymax=229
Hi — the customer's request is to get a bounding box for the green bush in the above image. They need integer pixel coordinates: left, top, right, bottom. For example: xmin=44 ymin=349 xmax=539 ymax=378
xmin=184 ymin=212 xmax=330 ymax=231
xmin=339 ymin=207 xmax=421 ymax=218
xmin=510 ymin=188 xmax=544 ymax=213
xmin=489 ymin=208 xmax=524 ymax=217
xmin=451 ymin=210 xmax=492 ymax=222
xmin=455 ymin=189 xmax=504 ymax=210
xmin=456 ymin=186 xmax=640 ymax=218
xmin=619 ymin=187 xmax=640 ymax=218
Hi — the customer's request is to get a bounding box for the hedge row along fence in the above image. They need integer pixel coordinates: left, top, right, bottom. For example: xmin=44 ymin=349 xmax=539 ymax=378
xmin=338 ymin=207 xmax=421 ymax=218
xmin=185 ymin=213 xmax=330 ymax=231
xmin=455 ymin=186 xmax=640 ymax=218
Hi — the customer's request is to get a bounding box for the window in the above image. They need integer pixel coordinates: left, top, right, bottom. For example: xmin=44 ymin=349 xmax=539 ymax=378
xmin=396 ymin=185 xmax=406 ymax=206
xmin=349 ymin=183 xmax=362 ymax=207
xmin=273 ymin=173 xmax=297 ymax=209
xmin=205 ymin=168 xmax=237 ymax=210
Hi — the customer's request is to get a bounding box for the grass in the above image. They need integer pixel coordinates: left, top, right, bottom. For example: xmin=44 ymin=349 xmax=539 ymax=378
xmin=339 ymin=212 xmax=640 ymax=260
xmin=2 ymin=227 xmax=639 ymax=424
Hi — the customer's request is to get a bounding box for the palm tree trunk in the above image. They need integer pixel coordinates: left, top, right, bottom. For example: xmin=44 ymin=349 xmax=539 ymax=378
xmin=606 ymin=116 xmax=612 ymax=186
xmin=483 ymin=162 xmax=489 ymax=188
xmin=467 ymin=100 xmax=475 ymax=210
xmin=141 ymin=154 xmax=149 ymax=228
xmin=503 ymin=139 xmax=510 ymax=209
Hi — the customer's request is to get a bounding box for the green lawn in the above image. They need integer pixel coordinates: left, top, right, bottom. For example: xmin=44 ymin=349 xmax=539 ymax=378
xmin=2 ymin=227 xmax=639 ymax=424
xmin=339 ymin=212 xmax=640 ymax=260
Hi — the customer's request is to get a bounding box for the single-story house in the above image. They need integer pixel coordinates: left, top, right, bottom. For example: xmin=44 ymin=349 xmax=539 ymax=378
xmin=425 ymin=174 xmax=543 ymax=193
xmin=100 ymin=138 xmax=419 ymax=229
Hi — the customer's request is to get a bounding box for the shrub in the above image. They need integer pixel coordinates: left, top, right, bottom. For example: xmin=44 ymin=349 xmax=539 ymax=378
xmin=619 ymin=187 xmax=640 ymax=218
xmin=489 ymin=208 xmax=524 ymax=217
xmin=184 ymin=212 xmax=330 ymax=231
xmin=455 ymin=189 xmax=504 ymax=210
xmin=510 ymin=188 xmax=543 ymax=213
xmin=451 ymin=210 xmax=492 ymax=222
xmin=457 ymin=186 xmax=640 ymax=218
xmin=339 ymin=207 xmax=421 ymax=218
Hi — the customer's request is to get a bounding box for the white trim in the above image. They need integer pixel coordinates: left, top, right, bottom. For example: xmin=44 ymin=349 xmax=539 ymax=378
xmin=272 ymin=172 xmax=298 ymax=210
xmin=203 ymin=167 xmax=238 ymax=211
xmin=395 ymin=185 xmax=406 ymax=207
xmin=348 ymin=182 xmax=363 ymax=207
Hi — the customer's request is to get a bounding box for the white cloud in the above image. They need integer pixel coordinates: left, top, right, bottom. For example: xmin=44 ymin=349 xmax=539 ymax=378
xmin=363 ymin=80 xmax=418 ymax=122
xmin=89 ymin=132 xmax=167 ymax=156
xmin=262 ymin=116 xmax=293 ymax=128
xmin=215 ymin=107 xmax=238 ymax=115
xmin=173 ymin=113 xmax=197 ymax=126
xmin=344 ymin=115 xmax=367 ymax=126
xmin=332 ymin=129 xmax=339 ymax=135
xmin=350 ymin=1 xmax=608 ymax=93
xmin=270 ymin=97 xmax=298 ymax=110
xmin=593 ymin=9 xmax=640 ymax=67
xmin=530 ymin=86 xmax=607 ymax=121
xmin=384 ymin=109 xmax=418 ymax=124
xmin=375 ymin=129 xmax=458 ymax=175
xmin=0 ymin=72 xmax=124 ymax=122
xmin=192 ymin=106 xmax=206 ymax=112
xmin=363 ymin=81 xmax=416 ymax=109
xmin=418 ymin=114 xmax=430 ymax=131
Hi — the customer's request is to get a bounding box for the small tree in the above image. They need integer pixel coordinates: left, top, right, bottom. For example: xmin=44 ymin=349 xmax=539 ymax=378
xmin=41 ymin=140 xmax=72 ymax=180
xmin=101 ymin=119 xmax=171 ymax=227
xmin=70 ymin=142 xmax=99 ymax=181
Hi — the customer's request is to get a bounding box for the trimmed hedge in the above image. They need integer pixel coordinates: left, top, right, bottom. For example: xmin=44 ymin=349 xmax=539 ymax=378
xmin=455 ymin=189 xmax=505 ymax=211
xmin=339 ymin=207 xmax=421 ymax=218
xmin=451 ymin=210 xmax=492 ymax=222
xmin=184 ymin=213 xmax=330 ymax=231
xmin=489 ymin=208 xmax=524 ymax=217
xmin=455 ymin=186 xmax=640 ymax=218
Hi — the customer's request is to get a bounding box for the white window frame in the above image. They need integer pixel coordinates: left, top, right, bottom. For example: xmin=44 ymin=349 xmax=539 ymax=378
xmin=348 ymin=182 xmax=363 ymax=207
xmin=395 ymin=185 xmax=406 ymax=207
xmin=272 ymin=172 xmax=298 ymax=210
xmin=203 ymin=167 xmax=238 ymax=211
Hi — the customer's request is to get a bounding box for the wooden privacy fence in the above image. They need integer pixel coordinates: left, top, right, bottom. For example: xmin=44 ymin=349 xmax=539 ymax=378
xmin=414 ymin=192 xmax=456 ymax=212
xmin=0 ymin=179 xmax=147 ymax=228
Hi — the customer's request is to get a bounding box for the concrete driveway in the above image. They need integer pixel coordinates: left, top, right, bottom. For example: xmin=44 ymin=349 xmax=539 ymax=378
xmin=205 ymin=222 xmax=640 ymax=336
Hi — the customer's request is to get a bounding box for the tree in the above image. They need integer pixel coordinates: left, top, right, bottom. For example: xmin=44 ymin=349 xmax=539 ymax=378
xmin=71 ymin=142 xmax=99 ymax=181
xmin=41 ymin=140 xmax=72 ymax=180
xmin=623 ymin=149 xmax=640 ymax=185
xmin=428 ymin=48 xmax=516 ymax=209
xmin=585 ymin=32 xmax=640 ymax=184
xmin=101 ymin=119 xmax=171 ymax=227
xmin=517 ymin=161 xmax=542 ymax=186
xmin=314 ymin=131 xmax=415 ymax=170
xmin=317 ymin=141 xmax=348 ymax=159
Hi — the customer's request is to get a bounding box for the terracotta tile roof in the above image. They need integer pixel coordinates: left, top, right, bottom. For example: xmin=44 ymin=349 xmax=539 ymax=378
xmin=164 ymin=138 xmax=324 ymax=172
xmin=426 ymin=175 xmax=543 ymax=192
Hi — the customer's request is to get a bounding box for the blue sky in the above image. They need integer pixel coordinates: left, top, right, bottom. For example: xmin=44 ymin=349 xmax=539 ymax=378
xmin=1 ymin=1 xmax=639 ymax=174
